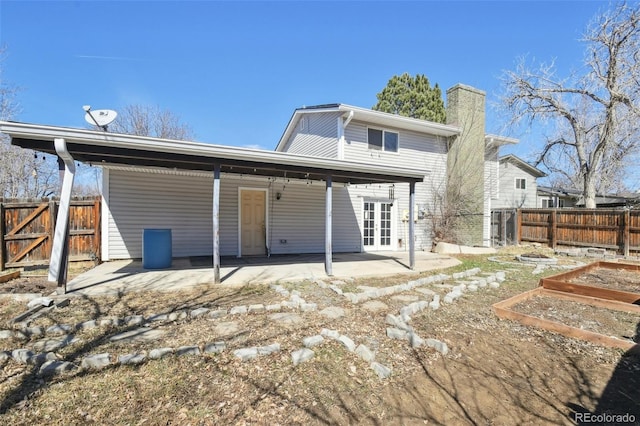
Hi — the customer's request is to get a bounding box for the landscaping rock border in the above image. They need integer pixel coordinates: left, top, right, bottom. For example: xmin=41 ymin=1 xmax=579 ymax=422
xmin=1 ymin=266 xmax=516 ymax=382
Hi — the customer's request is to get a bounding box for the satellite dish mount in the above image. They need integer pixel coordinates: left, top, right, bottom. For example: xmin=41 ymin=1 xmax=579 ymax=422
xmin=83 ymin=105 xmax=117 ymax=131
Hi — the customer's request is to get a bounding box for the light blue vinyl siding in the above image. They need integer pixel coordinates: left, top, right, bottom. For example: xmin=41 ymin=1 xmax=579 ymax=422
xmin=279 ymin=117 xmax=450 ymax=251
xmin=107 ymin=170 xmax=215 ymax=259
xmin=279 ymin=112 xmax=340 ymax=158
xmin=340 ymin=120 xmax=448 ymax=250
xmin=105 ymin=169 xmax=360 ymax=259
xmin=343 ymin=120 xmax=447 ymax=169
xmin=493 ymin=161 xmax=539 ymax=209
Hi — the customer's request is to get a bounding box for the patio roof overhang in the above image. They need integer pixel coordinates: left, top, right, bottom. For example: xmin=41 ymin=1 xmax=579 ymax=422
xmin=0 ymin=120 xmax=424 ymax=290
xmin=0 ymin=121 xmax=426 ymax=185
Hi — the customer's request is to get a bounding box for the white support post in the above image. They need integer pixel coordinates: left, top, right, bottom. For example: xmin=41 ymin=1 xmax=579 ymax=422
xmin=409 ymin=181 xmax=416 ymax=270
xmin=100 ymin=168 xmax=110 ymax=261
xmin=213 ymin=163 xmax=221 ymax=284
xmin=325 ymin=175 xmax=333 ymax=276
xmin=48 ymin=138 xmax=76 ymax=292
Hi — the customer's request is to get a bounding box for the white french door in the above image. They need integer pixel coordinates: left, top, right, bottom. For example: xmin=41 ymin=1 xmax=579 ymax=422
xmin=363 ymin=200 xmax=395 ymax=251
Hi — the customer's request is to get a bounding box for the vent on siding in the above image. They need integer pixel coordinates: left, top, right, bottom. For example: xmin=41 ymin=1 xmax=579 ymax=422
xmin=300 ymin=117 xmax=307 ymax=132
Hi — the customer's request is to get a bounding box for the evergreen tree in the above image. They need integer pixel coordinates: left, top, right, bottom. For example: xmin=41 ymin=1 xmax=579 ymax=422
xmin=373 ymin=73 xmax=446 ymax=123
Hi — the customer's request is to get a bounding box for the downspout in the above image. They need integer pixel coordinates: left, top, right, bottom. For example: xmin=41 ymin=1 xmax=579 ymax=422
xmin=486 ymin=185 xmax=492 ymax=247
xmin=337 ymin=110 xmax=354 ymax=160
xmin=484 ymin=137 xmax=495 ymax=247
xmin=48 ymin=138 xmax=76 ymax=293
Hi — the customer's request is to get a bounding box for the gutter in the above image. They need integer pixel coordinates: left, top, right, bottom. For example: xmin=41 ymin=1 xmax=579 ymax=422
xmin=0 ymin=121 xmax=426 ymax=182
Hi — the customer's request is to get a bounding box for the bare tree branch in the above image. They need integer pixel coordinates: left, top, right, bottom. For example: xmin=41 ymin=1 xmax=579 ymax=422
xmin=0 ymin=46 xmax=60 ymax=199
xmin=109 ymin=104 xmax=194 ymax=140
xmin=500 ymin=2 xmax=640 ymax=207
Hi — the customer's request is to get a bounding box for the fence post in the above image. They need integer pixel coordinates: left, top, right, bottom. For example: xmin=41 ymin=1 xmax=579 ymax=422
xmin=500 ymin=210 xmax=507 ymax=246
xmin=0 ymin=202 xmax=5 ymax=271
xmin=516 ymin=209 xmax=521 ymax=245
xmin=93 ymin=197 xmax=101 ymax=261
xmin=550 ymin=209 xmax=557 ymax=249
xmin=49 ymin=199 xmax=57 ymax=250
xmin=624 ymin=209 xmax=630 ymax=257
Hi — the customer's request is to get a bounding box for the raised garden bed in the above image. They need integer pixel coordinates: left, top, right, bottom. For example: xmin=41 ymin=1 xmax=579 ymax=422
xmin=494 ymin=261 xmax=640 ymax=350
xmin=540 ymin=261 xmax=640 ymax=304
xmin=512 ymin=294 xmax=638 ymax=340
xmin=493 ymin=287 xmax=640 ymax=350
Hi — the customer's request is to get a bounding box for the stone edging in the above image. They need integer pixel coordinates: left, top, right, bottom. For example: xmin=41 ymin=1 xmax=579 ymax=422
xmin=0 ymin=267 xmax=510 ymax=380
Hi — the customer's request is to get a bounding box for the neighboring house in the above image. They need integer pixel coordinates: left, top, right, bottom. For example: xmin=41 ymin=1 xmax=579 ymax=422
xmin=537 ymin=186 xmax=640 ymax=208
xmin=576 ymin=193 xmax=640 ymax=208
xmin=491 ymin=155 xmax=546 ymax=209
xmin=0 ymin=83 xmax=517 ymax=283
xmin=536 ymin=186 xmax=579 ymax=208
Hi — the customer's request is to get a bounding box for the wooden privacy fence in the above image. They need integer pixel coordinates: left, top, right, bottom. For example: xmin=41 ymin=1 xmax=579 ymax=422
xmin=0 ymin=197 xmax=101 ymax=270
xmin=517 ymin=208 xmax=640 ymax=256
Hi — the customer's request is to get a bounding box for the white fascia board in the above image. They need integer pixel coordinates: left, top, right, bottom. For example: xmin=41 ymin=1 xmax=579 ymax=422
xmin=336 ymin=104 xmax=460 ymax=137
xmin=275 ymin=104 xmax=461 ymax=151
xmin=0 ymin=121 xmax=426 ymax=181
xmin=485 ymin=134 xmax=519 ymax=147
xmin=499 ymin=154 xmax=546 ymax=178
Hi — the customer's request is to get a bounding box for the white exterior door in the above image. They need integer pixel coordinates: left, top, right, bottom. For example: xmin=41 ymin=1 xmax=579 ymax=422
xmin=363 ymin=200 xmax=395 ymax=251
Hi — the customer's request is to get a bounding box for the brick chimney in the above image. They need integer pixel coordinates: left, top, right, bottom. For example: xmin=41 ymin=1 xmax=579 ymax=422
xmin=445 ymin=84 xmax=486 ymax=246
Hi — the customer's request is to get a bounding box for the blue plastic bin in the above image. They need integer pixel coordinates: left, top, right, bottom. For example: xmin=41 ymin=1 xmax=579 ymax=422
xmin=142 ymin=229 xmax=172 ymax=269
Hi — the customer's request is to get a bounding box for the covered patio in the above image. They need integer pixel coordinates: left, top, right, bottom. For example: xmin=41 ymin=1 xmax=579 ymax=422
xmin=0 ymin=121 xmax=428 ymax=293
xmin=65 ymin=251 xmax=461 ymax=296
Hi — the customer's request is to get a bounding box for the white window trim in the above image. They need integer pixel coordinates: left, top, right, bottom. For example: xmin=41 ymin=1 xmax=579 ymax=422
xmin=515 ymin=177 xmax=527 ymax=190
xmin=543 ymin=198 xmax=565 ymax=208
xmin=361 ymin=198 xmax=397 ymax=251
xmin=367 ymin=127 xmax=399 ymax=153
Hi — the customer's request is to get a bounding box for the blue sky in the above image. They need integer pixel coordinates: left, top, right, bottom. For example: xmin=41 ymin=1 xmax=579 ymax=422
xmin=0 ymin=0 xmax=612 ymax=161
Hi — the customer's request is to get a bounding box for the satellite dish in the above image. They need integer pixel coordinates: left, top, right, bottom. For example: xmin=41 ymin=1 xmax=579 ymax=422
xmin=83 ymin=106 xmax=118 ymax=130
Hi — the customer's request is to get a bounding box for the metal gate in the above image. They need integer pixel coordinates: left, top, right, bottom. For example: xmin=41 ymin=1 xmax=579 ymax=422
xmin=491 ymin=209 xmax=517 ymax=247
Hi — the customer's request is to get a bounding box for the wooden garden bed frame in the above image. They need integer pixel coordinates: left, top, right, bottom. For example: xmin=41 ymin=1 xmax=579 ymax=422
xmin=539 ymin=261 xmax=640 ymax=304
xmin=493 ymin=261 xmax=640 ymax=350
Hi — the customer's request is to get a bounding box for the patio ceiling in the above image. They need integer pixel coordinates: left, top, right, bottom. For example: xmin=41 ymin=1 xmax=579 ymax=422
xmin=1 ymin=121 xmax=426 ymax=185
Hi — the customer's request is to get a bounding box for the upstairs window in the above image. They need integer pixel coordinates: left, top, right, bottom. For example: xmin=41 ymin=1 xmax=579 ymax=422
xmin=515 ymin=178 xmax=526 ymax=190
xmin=368 ymin=128 xmax=398 ymax=153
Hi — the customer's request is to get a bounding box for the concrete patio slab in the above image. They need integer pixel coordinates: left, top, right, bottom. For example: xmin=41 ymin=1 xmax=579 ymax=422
xmin=65 ymin=251 xmax=461 ymax=296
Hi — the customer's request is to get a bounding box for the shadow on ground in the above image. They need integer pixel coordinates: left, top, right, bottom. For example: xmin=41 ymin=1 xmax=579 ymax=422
xmin=569 ymin=322 xmax=640 ymax=424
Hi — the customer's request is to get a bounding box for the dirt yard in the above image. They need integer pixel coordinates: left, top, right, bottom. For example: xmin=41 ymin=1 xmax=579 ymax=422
xmin=0 ymin=247 xmax=638 ymax=425
xmin=0 ymin=274 xmax=57 ymax=295
xmin=0 ymin=263 xmax=93 ymax=295
xmin=568 ymin=266 xmax=640 ymax=293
